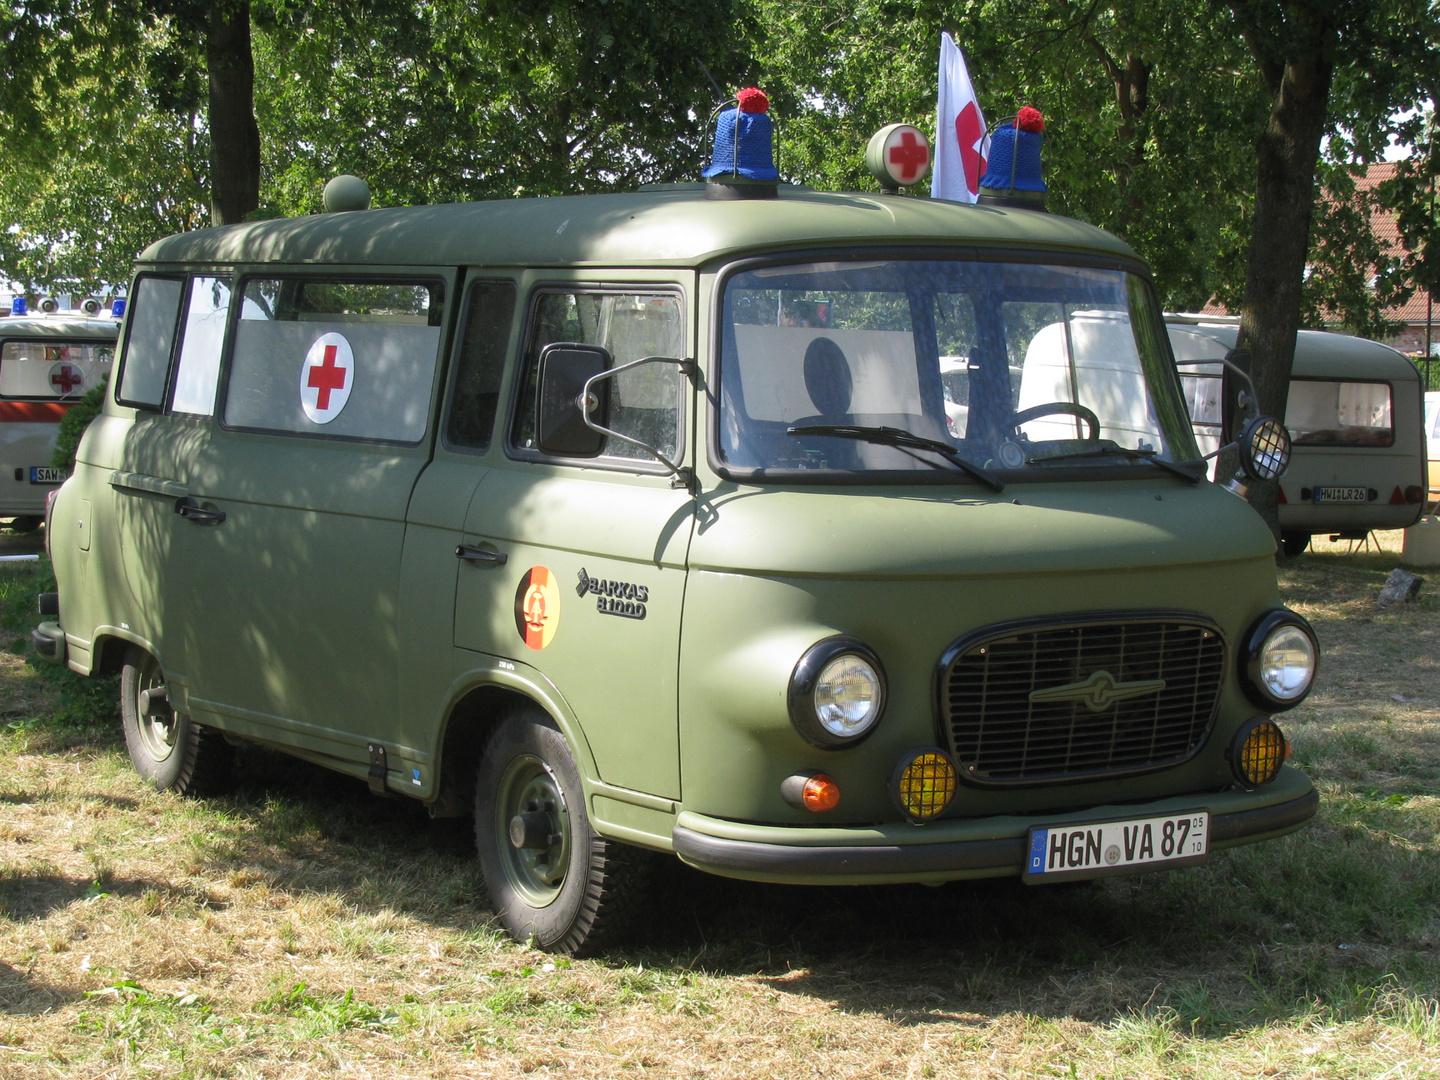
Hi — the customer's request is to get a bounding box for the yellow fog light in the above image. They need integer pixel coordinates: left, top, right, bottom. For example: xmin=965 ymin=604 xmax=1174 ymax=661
xmin=1230 ymin=718 xmax=1287 ymax=787
xmin=890 ymin=748 xmax=958 ymax=823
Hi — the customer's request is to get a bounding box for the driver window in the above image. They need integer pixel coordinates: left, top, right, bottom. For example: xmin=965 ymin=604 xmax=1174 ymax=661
xmin=510 ymin=289 xmax=685 ymax=464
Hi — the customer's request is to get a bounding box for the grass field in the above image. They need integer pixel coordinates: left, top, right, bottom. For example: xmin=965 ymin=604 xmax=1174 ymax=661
xmin=1 ymin=532 xmax=1437 ymax=1079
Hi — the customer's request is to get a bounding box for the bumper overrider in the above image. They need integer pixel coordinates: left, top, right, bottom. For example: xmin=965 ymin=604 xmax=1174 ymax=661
xmin=672 ymin=765 xmax=1317 ymax=885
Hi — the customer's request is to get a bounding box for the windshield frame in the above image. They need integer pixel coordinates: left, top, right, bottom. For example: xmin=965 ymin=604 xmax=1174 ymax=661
xmin=706 ymin=246 xmax=1201 ymax=486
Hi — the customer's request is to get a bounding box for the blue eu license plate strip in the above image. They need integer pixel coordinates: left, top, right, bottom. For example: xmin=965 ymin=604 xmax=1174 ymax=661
xmin=1024 ymin=810 xmax=1209 ymax=883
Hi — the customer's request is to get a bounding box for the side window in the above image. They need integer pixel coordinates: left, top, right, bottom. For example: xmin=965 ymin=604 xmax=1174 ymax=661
xmin=510 ymin=289 xmax=685 ymax=464
xmin=446 ymin=280 xmax=516 ymax=451
xmin=170 ymin=277 xmax=232 ymax=416
xmin=117 ymin=276 xmax=184 ymax=408
xmin=0 ymin=340 xmax=113 ymax=399
xmin=224 ymin=278 xmax=444 ymax=443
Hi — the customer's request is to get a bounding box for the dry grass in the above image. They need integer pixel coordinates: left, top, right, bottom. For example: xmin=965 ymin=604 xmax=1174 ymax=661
xmin=1 ymin=536 xmax=1438 ymax=1079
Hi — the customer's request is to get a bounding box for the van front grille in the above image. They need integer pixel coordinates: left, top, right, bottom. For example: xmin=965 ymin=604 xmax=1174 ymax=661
xmin=939 ymin=616 xmax=1225 ymax=784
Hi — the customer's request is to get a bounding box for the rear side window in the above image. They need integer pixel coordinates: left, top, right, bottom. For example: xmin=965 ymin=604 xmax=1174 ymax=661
xmin=1286 ymin=379 xmax=1394 ymax=447
xmin=117 ymin=276 xmax=184 ymax=408
xmin=170 ymin=277 xmax=233 ymax=416
xmin=224 ymin=278 xmax=444 ymax=443
xmin=0 ymin=340 xmax=113 ymax=399
xmin=510 ymin=289 xmax=685 ymax=465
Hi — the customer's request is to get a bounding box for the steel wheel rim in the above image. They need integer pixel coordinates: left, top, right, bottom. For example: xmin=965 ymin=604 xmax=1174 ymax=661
xmin=495 ymin=753 xmax=571 ymax=906
xmin=134 ymin=655 xmax=177 ymax=763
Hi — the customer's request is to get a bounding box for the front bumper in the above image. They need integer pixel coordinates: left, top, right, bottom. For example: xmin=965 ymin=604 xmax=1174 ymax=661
xmin=673 ymin=765 xmax=1317 ymax=885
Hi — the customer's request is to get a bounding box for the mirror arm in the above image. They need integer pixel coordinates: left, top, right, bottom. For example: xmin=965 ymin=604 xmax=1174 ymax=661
xmin=1175 ymin=357 xmax=1261 ymax=424
xmin=580 ymin=357 xmax=696 ymax=489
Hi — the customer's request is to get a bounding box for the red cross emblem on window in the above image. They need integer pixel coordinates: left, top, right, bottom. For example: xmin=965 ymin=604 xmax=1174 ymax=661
xmin=49 ymin=362 xmax=84 ymax=396
xmin=300 ymin=332 xmax=355 ymax=424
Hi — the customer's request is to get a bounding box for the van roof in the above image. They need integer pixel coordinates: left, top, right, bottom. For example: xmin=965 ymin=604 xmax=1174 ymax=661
xmin=1166 ymin=320 xmax=1420 ymax=382
xmin=138 ymin=186 xmax=1140 ymax=270
xmin=0 ymin=316 xmax=120 ymax=342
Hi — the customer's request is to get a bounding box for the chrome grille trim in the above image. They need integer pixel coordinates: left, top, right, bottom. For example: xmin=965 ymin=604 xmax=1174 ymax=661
xmin=936 ymin=613 xmax=1227 ymax=785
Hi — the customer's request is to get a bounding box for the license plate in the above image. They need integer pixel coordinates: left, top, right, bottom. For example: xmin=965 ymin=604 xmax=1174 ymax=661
xmin=28 ymin=466 xmax=67 ymax=485
xmin=1023 ymin=810 xmax=1209 ymax=882
xmin=1313 ymin=486 xmax=1368 ymax=503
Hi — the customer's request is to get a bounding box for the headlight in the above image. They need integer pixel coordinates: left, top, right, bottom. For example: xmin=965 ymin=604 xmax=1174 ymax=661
xmin=788 ymin=637 xmax=886 ymax=748
xmin=1240 ymin=610 xmax=1317 ymax=709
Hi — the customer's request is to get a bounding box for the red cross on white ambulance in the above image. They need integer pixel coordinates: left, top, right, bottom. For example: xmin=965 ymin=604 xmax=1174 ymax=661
xmin=300 ymin=332 xmax=354 ymax=424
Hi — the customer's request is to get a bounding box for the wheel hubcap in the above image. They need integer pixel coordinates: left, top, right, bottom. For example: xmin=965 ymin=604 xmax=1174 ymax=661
xmin=496 ymin=754 xmax=571 ymax=906
xmin=134 ymin=658 xmax=177 ymax=762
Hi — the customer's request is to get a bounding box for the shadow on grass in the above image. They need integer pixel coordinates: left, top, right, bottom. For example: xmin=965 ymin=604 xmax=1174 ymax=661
xmin=0 ymin=958 xmax=80 ymax=1016
xmin=130 ymin=739 xmax=1438 ymax=1042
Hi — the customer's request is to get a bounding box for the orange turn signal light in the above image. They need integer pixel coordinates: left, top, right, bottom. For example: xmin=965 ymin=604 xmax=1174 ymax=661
xmin=781 ymin=771 xmax=841 ymax=812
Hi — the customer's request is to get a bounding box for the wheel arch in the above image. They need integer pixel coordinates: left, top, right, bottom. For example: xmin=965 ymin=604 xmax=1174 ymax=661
xmin=428 ymin=668 xmax=596 ymax=819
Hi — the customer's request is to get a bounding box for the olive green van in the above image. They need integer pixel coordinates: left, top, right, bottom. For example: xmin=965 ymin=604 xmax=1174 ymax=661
xmin=35 ymin=149 xmax=1319 ymax=954
xmin=0 ymin=311 xmax=117 ymax=530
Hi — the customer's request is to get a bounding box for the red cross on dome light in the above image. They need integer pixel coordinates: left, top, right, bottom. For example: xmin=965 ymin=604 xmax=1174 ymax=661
xmin=888 ymin=130 xmax=930 ymax=182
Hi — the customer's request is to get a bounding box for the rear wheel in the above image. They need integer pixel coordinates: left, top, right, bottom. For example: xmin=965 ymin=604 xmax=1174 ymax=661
xmin=474 ymin=706 xmax=651 ymax=955
xmin=7 ymin=516 xmax=40 ymax=534
xmin=1280 ymin=532 xmax=1311 ymax=558
xmin=120 ymin=646 xmax=232 ymax=794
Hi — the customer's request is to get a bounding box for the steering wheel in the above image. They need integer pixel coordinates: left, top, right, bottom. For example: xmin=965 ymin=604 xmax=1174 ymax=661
xmin=1012 ymin=401 xmax=1101 ymax=440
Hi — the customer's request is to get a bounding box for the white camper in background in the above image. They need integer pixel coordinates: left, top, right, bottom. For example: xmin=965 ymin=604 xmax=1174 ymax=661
xmin=1168 ymin=317 xmax=1427 ymax=557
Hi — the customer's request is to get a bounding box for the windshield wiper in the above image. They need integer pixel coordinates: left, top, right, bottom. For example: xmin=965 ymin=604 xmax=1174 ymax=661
xmin=1026 ymin=445 xmax=1204 ymax=484
xmin=787 ymin=424 xmax=1005 ymax=492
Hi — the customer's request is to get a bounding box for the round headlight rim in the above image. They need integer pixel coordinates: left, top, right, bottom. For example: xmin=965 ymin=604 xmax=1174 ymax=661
xmin=1240 ymin=609 xmax=1318 ymax=710
xmin=788 ymin=636 xmax=887 ymax=750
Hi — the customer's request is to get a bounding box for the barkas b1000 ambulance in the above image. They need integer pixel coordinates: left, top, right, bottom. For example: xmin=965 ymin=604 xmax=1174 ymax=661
xmin=35 ymin=97 xmax=1318 ymax=954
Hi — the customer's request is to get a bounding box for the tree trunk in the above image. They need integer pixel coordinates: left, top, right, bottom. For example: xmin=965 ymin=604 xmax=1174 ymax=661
xmin=1229 ymin=4 xmax=1336 ymax=540
xmin=206 ymin=1 xmax=261 ymax=226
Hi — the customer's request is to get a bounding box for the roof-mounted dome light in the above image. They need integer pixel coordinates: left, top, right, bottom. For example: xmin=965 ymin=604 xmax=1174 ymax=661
xmin=10 ymin=297 xmax=26 ymax=317
xmin=977 ymin=107 xmax=1047 ymax=211
xmin=704 ymin=87 xmax=780 ymax=200
xmin=323 ymin=174 xmax=372 ymax=213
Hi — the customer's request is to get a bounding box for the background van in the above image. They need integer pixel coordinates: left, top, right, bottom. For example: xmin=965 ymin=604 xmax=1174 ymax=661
xmin=1168 ymin=317 xmax=1427 ymax=556
xmin=0 ymin=314 xmax=117 ymax=531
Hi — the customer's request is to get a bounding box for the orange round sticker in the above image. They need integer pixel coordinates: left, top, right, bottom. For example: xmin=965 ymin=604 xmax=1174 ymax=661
xmin=514 ymin=566 xmax=561 ymax=650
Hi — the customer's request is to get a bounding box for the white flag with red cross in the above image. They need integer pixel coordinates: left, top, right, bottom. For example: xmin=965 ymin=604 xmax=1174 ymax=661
xmin=931 ymin=32 xmax=989 ymax=203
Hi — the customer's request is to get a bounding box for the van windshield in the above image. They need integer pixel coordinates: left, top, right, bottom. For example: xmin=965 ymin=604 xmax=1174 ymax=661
xmin=717 ymin=258 xmax=1199 ymax=480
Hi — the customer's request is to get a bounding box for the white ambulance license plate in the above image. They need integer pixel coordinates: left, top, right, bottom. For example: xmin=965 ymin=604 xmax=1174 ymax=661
xmin=1023 ymin=811 xmax=1209 ymax=882
xmin=1313 ymin=486 xmax=1368 ymax=503
xmin=28 ymin=467 xmax=67 ymax=484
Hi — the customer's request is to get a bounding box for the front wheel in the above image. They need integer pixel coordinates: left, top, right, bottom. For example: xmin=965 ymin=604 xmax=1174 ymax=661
xmin=474 ymin=707 xmax=651 ymax=955
xmin=120 ymin=646 xmax=232 ymax=794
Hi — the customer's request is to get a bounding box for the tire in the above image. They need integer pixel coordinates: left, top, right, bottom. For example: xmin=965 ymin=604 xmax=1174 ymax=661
xmin=474 ymin=706 xmax=652 ymax=955
xmin=7 ymin=516 xmax=41 ymax=534
xmin=120 ymin=645 xmax=232 ymax=795
xmin=1280 ymin=532 xmax=1310 ymax=558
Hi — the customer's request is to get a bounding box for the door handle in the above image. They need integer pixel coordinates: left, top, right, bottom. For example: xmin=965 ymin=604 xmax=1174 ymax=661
xmin=174 ymin=496 xmax=226 ymax=525
xmin=456 ymin=544 xmax=507 ymax=565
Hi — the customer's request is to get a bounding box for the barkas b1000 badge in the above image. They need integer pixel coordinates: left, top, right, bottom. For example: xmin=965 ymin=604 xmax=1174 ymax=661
xmin=300 ymin=332 xmax=354 ymax=424
xmin=515 ymin=566 xmax=561 ymax=650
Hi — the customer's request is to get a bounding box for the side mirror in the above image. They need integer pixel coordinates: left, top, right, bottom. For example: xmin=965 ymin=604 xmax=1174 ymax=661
xmin=1238 ymin=415 xmax=1291 ymax=482
xmin=536 ymin=343 xmax=612 ymax=457
xmin=1219 ymin=346 xmax=1255 ymax=442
